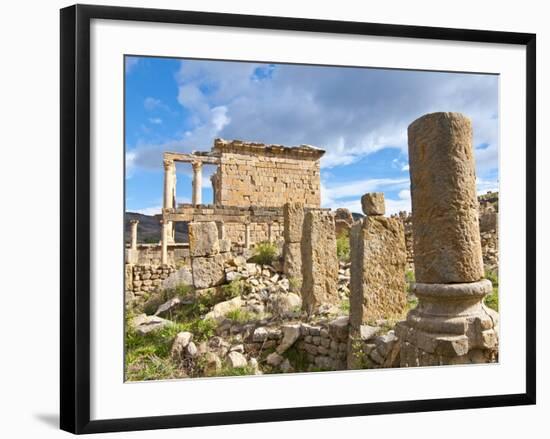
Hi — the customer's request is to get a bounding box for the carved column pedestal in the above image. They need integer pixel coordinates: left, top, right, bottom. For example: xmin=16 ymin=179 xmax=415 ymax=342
xmin=396 ymin=280 xmax=499 ymax=366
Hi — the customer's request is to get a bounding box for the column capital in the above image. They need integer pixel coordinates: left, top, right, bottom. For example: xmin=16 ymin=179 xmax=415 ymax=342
xmin=129 ymin=219 xmax=139 ymax=225
xmin=191 ymin=160 xmax=203 ymax=171
xmin=163 ymin=159 xmax=175 ymax=171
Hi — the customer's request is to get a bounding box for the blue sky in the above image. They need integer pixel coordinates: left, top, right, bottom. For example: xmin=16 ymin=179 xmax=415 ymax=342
xmin=125 ymin=56 xmax=499 ymax=215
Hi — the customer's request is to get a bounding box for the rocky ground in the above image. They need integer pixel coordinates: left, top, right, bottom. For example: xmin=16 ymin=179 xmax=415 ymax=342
xmin=125 ymin=252 xmax=403 ymax=381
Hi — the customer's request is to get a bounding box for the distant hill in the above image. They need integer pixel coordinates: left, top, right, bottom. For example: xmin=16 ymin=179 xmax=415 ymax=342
xmin=125 ymin=212 xmax=188 ymax=244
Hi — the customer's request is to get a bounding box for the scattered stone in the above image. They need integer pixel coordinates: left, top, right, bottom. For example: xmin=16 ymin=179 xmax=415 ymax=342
xmin=170 ymin=331 xmax=193 ymax=359
xmin=131 ymin=314 xmax=170 ymax=335
xmin=154 ymin=297 xmax=183 ymax=317
xmin=204 ymin=296 xmax=243 ymax=321
xmin=227 ymin=351 xmax=248 ymax=368
xmin=204 ymin=352 xmax=222 ymax=375
xmin=266 ymin=352 xmax=284 ymax=367
xmin=252 ymin=327 xmax=268 ymax=342
xmin=161 ymin=267 xmax=193 ymax=290
xmin=276 ymin=324 xmax=301 ymax=354
xmin=186 ymin=341 xmax=198 ymax=357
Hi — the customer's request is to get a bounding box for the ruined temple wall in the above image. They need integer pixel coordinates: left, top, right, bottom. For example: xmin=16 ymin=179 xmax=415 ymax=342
xmin=214 ymin=152 xmax=321 ymax=208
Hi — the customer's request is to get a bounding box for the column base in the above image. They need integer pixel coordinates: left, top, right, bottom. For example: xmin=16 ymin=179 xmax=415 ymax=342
xmin=395 ymin=279 xmax=499 ymax=367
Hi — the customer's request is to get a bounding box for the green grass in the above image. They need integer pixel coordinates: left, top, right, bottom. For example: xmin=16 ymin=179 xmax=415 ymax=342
xmin=340 ymin=298 xmax=350 ymax=313
xmin=483 ymin=269 xmax=499 ymax=312
xmin=225 ymin=308 xmax=259 ymax=324
xmin=214 ymin=365 xmax=256 ymax=377
xmin=250 ymin=241 xmax=278 ymax=265
xmin=284 ymin=347 xmax=309 ymax=372
xmin=336 ymin=233 xmax=350 ymax=262
xmin=221 ymin=279 xmax=244 ymax=299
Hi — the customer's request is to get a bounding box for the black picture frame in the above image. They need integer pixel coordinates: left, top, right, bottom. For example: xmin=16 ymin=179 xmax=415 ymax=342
xmin=60 ymin=4 xmax=536 ymax=434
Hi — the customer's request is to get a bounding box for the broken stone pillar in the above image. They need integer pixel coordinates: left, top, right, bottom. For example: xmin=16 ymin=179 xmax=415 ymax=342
xmin=301 ymin=210 xmax=339 ymax=314
xmin=189 ymin=221 xmax=226 ymax=289
xmin=283 ymin=202 xmax=305 ymax=293
xmin=192 ymin=161 xmax=202 ymax=206
xmin=216 ymin=221 xmax=225 ymax=240
xmin=396 ymin=112 xmax=499 ymax=366
xmin=130 ymin=219 xmax=139 ymax=250
xmin=349 ymin=194 xmax=407 ymax=328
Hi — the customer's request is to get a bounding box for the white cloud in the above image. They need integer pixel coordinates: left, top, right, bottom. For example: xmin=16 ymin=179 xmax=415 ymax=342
xmin=148 ymin=117 xmax=162 ymax=125
xmin=125 ymin=57 xmax=139 ymax=73
xmin=133 ymin=205 xmax=162 ymax=216
xmin=129 ymin=60 xmax=499 ymax=181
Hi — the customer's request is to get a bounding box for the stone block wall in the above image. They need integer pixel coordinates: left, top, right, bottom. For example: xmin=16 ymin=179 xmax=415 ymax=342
xmin=125 ymin=244 xmax=190 ymax=266
xmin=125 ymin=264 xmax=176 ymax=300
xmin=211 ymin=139 xmax=323 ymax=208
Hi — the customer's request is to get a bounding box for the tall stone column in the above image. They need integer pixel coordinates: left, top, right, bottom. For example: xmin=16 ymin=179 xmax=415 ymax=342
xmin=161 ymin=220 xmax=169 ymax=265
xmin=192 ymin=161 xmax=202 ymax=206
xmin=163 ymin=159 xmax=176 ymax=210
xmin=163 ymin=159 xmax=176 ymax=244
xmin=396 ymin=112 xmax=499 ymax=366
xmin=130 ymin=219 xmax=139 ymax=250
xmin=267 ymin=222 xmax=274 ymax=242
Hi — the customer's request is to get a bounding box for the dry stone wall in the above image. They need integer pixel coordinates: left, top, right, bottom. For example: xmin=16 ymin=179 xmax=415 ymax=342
xmin=125 ymin=264 xmax=176 ymax=303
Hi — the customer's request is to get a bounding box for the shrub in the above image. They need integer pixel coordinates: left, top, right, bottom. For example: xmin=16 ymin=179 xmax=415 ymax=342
xmin=221 ymin=279 xmax=244 ymax=299
xmin=251 ymin=241 xmax=278 ymax=265
xmin=336 ymin=233 xmax=350 ymax=261
xmin=214 ymin=365 xmax=256 ymax=377
xmin=225 ymin=308 xmax=258 ymax=324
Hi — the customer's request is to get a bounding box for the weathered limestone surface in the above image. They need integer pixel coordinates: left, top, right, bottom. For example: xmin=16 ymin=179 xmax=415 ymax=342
xmin=188 ymin=221 xmax=220 ymax=257
xmin=398 ymin=112 xmax=498 ymax=367
xmin=361 ymin=193 xmax=385 ymax=216
xmin=301 ymin=210 xmax=339 ymax=313
xmin=408 ymin=112 xmax=484 ymax=283
xmin=283 ymin=202 xmax=305 ymax=292
xmin=283 ymin=202 xmax=305 ymax=243
xmin=211 ymin=139 xmax=324 ymax=208
xmin=349 ymin=216 xmax=407 ymax=328
xmin=283 ymin=242 xmax=302 ymax=291
xmin=191 ymin=253 xmax=226 ymax=289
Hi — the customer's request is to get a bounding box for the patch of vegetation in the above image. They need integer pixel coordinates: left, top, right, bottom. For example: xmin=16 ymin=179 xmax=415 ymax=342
xmin=336 ymin=233 xmax=350 ymax=262
xmin=225 ymin=308 xmax=259 ymax=324
xmin=250 ymin=241 xmax=279 ymax=265
xmin=349 ymin=337 xmax=372 ymax=369
xmin=215 ymin=365 xmax=257 ymax=377
xmin=143 ymin=284 xmax=193 ymax=315
xmin=221 ymin=279 xmax=244 ymax=299
xmin=125 ymin=320 xmax=189 ymax=381
xmin=340 ymin=298 xmax=350 ymax=313
xmin=484 ymin=269 xmax=499 ymax=312
xmin=288 ymin=277 xmax=301 ymax=292
xmin=407 ymin=295 xmax=418 ymax=311
xmin=405 ymin=269 xmax=415 ymax=293
xmin=284 ymin=347 xmax=309 ymax=372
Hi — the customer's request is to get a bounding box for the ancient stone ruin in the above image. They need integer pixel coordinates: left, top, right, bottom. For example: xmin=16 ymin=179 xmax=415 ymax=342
xmin=396 ymin=112 xmax=499 ymax=365
xmin=125 ymin=116 xmax=499 ymax=380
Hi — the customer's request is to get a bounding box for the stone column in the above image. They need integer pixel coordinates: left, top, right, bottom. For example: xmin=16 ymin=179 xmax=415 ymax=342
xmin=163 ymin=159 xmax=176 ymax=210
xmin=244 ymin=222 xmax=251 ymax=249
xmin=163 ymin=159 xmax=176 ymax=244
xmin=301 ymin=210 xmax=339 ymax=314
xmin=192 ymin=161 xmax=202 ymax=206
xmin=396 ymin=112 xmax=498 ymax=366
xmin=130 ymin=219 xmax=139 ymax=250
xmin=216 ymin=221 xmax=225 ymax=240
xmin=161 ymin=220 xmax=169 ymax=265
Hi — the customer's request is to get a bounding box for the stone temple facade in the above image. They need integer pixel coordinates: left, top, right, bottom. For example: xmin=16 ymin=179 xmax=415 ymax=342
xmin=159 ymin=139 xmax=325 ymax=264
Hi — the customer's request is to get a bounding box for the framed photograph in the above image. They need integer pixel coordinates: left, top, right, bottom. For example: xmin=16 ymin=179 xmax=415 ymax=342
xmin=60 ymin=4 xmax=536 ymax=434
